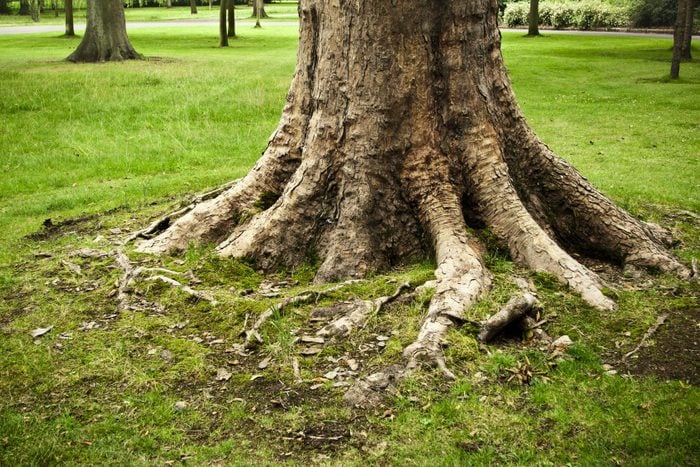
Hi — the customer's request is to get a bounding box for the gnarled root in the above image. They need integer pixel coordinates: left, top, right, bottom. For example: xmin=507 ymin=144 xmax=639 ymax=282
xmin=478 ymin=278 xmax=539 ymax=342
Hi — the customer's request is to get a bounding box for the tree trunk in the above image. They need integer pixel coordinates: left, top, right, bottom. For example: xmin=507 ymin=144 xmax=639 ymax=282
xmin=29 ymin=0 xmax=40 ymax=21
xmin=251 ymin=0 xmax=266 ymax=18
xmin=19 ymin=0 xmax=29 ymax=15
xmin=166 ymin=0 xmax=172 ymax=8
xmin=681 ymin=0 xmax=695 ymax=61
xmin=528 ymin=0 xmax=539 ymax=36
xmin=190 ymin=0 xmax=197 ymax=14
xmin=67 ymin=0 xmax=141 ymax=62
xmin=672 ymin=0 xmax=691 ymax=78
xmin=65 ymin=0 xmax=74 ymax=36
xmin=138 ymin=0 xmax=688 ymax=396
xmin=219 ymin=0 xmax=228 ymax=47
xmin=254 ymin=0 xmax=261 ymax=27
xmin=227 ymin=0 xmax=235 ymax=37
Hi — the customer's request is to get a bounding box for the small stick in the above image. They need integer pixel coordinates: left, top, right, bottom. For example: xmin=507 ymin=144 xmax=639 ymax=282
xmin=144 ymin=275 xmax=218 ymax=305
xmin=623 ymin=313 xmax=669 ymax=361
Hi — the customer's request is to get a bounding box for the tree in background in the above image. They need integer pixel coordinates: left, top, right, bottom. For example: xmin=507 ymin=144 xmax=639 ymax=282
xmin=19 ymin=0 xmax=29 ymax=15
xmin=67 ymin=0 xmax=141 ymax=62
xmin=219 ymin=0 xmax=229 ymax=46
xmin=227 ymin=0 xmax=235 ymax=38
xmin=29 ymin=0 xmax=39 ymax=21
xmin=190 ymin=0 xmax=197 ymax=14
xmin=137 ymin=0 xmax=690 ymax=400
xmin=65 ymin=0 xmax=74 ymax=35
xmin=254 ymin=0 xmax=261 ymax=27
xmin=0 ymin=0 xmax=10 ymax=14
xmin=680 ymin=0 xmax=696 ymax=61
xmin=671 ymin=0 xmax=693 ymax=78
xmin=528 ymin=0 xmax=539 ymax=36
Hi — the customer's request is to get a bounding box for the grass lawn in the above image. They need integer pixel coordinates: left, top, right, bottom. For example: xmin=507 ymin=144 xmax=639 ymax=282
xmin=0 ymin=26 xmax=699 ymax=465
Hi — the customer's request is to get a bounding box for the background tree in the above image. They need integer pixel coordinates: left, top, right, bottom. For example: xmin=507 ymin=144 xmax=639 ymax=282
xmin=671 ymin=0 xmax=692 ymax=78
xmin=137 ymin=0 xmax=690 ymax=399
xmin=227 ymin=0 xmax=235 ymax=38
xmin=219 ymin=0 xmax=228 ymax=47
xmin=680 ymin=0 xmax=696 ymax=61
xmin=19 ymin=0 xmax=29 ymax=15
xmin=29 ymin=0 xmax=39 ymax=21
xmin=254 ymin=0 xmax=261 ymax=27
xmin=190 ymin=0 xmax=197 ymax=15
xmin=0 ymin=0 xmax=10 ymax=14
xmin=65 ymin=0 xmax=74 ymax=36
xmin=528 ymin=0 xmax=539 ymax=36
xmin=67 ymin=0 xmax=141 ymax=62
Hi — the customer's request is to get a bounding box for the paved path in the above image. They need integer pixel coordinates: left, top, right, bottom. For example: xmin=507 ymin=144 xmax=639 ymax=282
xmin=0 ymin=19 xmax=695 ymax=39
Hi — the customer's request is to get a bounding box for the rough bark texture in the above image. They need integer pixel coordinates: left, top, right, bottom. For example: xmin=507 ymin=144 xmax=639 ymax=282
xmin=67 ymin=0 xmax=140 ymax=62
xmin=528 ymin=0 xmax=539 ymax=36
xmin=138 ymin=0 xmax=688 ymax=383
xmin=65 ymin=0 xmax=74 ymax=36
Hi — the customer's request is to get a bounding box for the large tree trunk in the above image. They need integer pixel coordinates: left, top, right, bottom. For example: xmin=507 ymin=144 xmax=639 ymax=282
xmin=65 ymin=0 xmax=74 ymax=36
xmin=67 ymin=0 xmax=140 ymax=62
xmin=137 ymin=0 xmax=689 ymax=399
xmin=528 ymin=0 xmax=539 ymax=36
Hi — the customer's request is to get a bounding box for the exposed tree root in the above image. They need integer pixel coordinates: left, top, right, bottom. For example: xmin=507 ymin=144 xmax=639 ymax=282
xmin=113 ymin=248 xmax=214 ymax=311
xmin=478 ymin=278 xmax=539 ymax=342
xmin=317 ymin=282 xmax=412 ymax=337
xmin=124 ymin=180 xmax=238 ymax=244
xmin=622 ymin=313 xmax=669 ymax=361
xmin=243 ymin=279 xmax=363 ymax=348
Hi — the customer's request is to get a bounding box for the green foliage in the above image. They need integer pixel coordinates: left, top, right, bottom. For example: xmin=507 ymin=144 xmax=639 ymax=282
xmin=504 ymin=1 xmax=631 ymax=29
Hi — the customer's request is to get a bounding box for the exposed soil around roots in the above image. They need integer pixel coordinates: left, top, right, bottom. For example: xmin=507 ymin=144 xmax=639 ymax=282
xmin=619 ymin=306 xmax=700 ymax=385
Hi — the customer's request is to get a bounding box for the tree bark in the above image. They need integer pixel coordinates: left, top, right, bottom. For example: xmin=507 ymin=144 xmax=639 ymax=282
xmin=227 ymin=0 xmax=235 ymax=37
xmin=138 ymin=0 xmax=688 ymax=386
xmin=29 ymin=0 xmax=40 ymax=21
xmin=672 ymin=0 xmax=691 ymax=78
xmin=67 ymin=0 xmax=141 ymax=62
xmin=65 ymin=0 xmax=74 ymax=36
xmin=190 ymin=0 xmax=197 ymax=15
xmin=681 ymin=0 xmax=695 ymax=61
xmin=528 ymin=0 xmax=539 ymax=36
xmin=219 ymin=0 xmax=228 ymax=47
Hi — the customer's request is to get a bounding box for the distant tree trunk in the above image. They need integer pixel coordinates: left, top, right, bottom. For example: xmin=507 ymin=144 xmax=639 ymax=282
xmin=227 ymin=0 xmax=235 ymax=37
xmin=67 ymin=0 xmax=141 ymax=62
xmin=65 ymin=0 xmax=74 ymax=36
xmin=52 ymin=0 xmax=58 ymax=17
xmin=0 ymin=0 xmax=10 ymax=14
xmin=190 ymin=0 xmax=197 ymax=14
xmin=254 ymin=0 xmax=261 ymax=27
xmin=219 ymin=0 xmax=228 ymax=47
xmin=251 ymin=0 xmax=266 ymax=18
xmin=671 ymin=0 xmax=691 ymax=78
xmin=19 ymin=0 xmax=29 ymax=15
xmin=166 ymin=0 xmax=171 ymax=8
xmin=29 ymin=0 xmax=40 ymax=21
xmin=680 ymin=0 xmax=695 ymax=61
xmin=209 ymin=0 xmax=212 ymax=10
xmin=528 ymin=0 xmax=539 ymax=35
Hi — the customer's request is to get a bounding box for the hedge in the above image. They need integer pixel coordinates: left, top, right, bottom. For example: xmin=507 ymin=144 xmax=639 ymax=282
xmin=503 ymin=1 xmax=631 ymax=29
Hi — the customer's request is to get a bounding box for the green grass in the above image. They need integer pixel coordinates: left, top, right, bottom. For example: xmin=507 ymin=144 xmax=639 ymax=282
xmin=0 ymin=27 xmax=699 ymax=465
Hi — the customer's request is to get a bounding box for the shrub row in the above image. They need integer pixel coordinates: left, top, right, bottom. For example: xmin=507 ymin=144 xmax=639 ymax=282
xmin=503 ymin=1 xmax=631 ymax=29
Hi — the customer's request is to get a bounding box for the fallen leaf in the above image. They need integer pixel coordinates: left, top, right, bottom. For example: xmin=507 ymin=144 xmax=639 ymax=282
xmin=30 ymin=326 xmax=53 ymax=338
xmin=258 ymin=357 xmax=271 ymax=370
xmin=216 ymin=368 xmax=232 ymax=381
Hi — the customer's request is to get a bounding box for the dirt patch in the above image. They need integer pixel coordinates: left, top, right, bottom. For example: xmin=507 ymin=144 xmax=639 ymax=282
xmin=618 ymin=306 xmax=699 ymax=385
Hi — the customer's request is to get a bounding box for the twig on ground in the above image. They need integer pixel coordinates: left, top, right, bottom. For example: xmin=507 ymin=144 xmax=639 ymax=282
xmin=623 ymin=313 xmax=669 ymax=361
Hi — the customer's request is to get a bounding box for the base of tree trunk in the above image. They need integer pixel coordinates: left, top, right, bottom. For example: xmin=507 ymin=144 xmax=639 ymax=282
xmin=133 ymin=0 xmax=691 ymax=405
